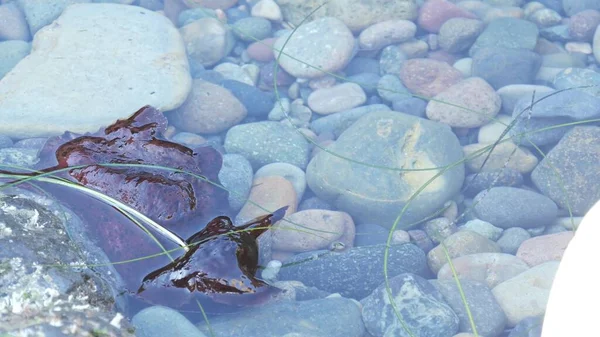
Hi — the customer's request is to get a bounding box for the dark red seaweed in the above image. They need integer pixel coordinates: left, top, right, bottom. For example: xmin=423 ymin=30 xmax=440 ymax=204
xmin=4 ymin=105 xmax=283 ymax=309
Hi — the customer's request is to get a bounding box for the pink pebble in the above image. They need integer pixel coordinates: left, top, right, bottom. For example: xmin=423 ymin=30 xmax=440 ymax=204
xmin=418 ymin=0 xmax=477 ymax=33
xmin=247 ymin=37 xmax=277 ymax=62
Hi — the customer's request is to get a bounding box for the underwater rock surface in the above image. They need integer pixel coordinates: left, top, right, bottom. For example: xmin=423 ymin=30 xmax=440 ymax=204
xmin=0 ymin=191 xmax=134 ymax=336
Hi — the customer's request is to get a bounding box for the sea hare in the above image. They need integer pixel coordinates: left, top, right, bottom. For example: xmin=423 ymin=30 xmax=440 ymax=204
xmin=17 ymin=105 xmax=280 ymax=308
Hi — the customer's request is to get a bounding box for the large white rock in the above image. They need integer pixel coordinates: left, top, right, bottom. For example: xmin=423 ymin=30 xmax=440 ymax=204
xmin=0 ymin=3 xmax=191 ymax=139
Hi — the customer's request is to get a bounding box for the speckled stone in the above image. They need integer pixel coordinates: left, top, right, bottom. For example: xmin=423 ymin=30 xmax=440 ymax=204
xmin=273 ymin=17 xmax=355 ymax=79
xmin=362 ymin=273 xmax=459 ymax=337
xmin=473 ymin=187 xmax=558 ymax=229
xmin=531 ymin=126 xmax=600 ymax=215
xmin=224 ymin=121 xmax=311 ymax=169
xmin=278 ymin=243 xmax=429 ymax=299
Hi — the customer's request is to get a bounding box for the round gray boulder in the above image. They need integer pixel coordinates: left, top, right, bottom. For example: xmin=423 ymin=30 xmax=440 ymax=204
xmin=306 ymin=110 xmax=464 ymax=229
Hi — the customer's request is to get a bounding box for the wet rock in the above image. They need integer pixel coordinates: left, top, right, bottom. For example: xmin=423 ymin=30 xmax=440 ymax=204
xmin=423 ymin=217 xmax=457 ymax=244
xmin=509 ymin=91 xmax=600 ymax=147
xmin=354 ymin=223 xmax=391 ymax=246
xmin=197 ymin=297 xmax=365 ymax=337
xmin=426 ymin=77 xmax=501 ymax=128
xmin=0 ymin=2 xmax=30 ymax=41
xmin=516 ymin=232 xmax=573 ymax=267
xmin=431 ymin=279 xmax=507 ymax=337
xmin=531 ymin=126 xmax=600 ymax=215
xmin=361 ymin=273 xmax=459 ymax=337
xmin=399 ymin=58 xmax=463 ymax=98
xmin=437 ymin=253 xmax=530 ymax=289
xmin=309 ymin=104 xmax=390 ymax=138
xmin=306 ymin=110 xmax=464 ymax=228
xmin=278 ymin=243 xmax=429 ymax=299
xmin=220 ymin=79 xmax=274 ymax=117
xmin=469 ymin=18 xmax=539 ymax=56
xmin=224 ymin=121 xmax=311 ymax=169
xmin=553 ymin=67 xmax=600 ymax=98
xmin=0 ymin=191 xmax=132 ymax=336
xmin=251 ymin=0 xmax=283 ymax=21
xmin=308 ymin=83 xmax=367 ymax=115
xmin=563 ymin=0 xmax=600 ymax=16
xmin=418 ymin=0 xmax=477 ymax=33
xmin=16 ymin=0 xmax=92 ymax=35
xmin=507 ymin=315 xmax=544 ymax=337
xmin=168 ymin=79 xmax=247 ymax=134
xmin=438 ymin=18 xmax=484 ymax=53
xmin=428 ymin=231 xmax=501 ymax=274
xmin=247 ymin=37 xmax=277 ymax=62
xmin=182 ymin=0 xmax=237 ymax=10
xmin=236 ymin=176 xmax=297 ymax=223
xmin=0 ymin=40 xmax=30 ymax=79
xmin=463 ymin=169 xmax=524 ymax=197
xmin=492 ymin=261 xmax=559 ymax=327
xmin=462 ymin=142 xmax=538 ymax=174
xmin=358 ymin=19 xmax=416 ymax=50
xmin=298 ymin=196 xmax=334 ymax=211
xmin=497 ymin=227 xmax=532 ymax=254
xmin=276 ymin=0 xmax=417 ymax=32
xmin=569 ymin=9 xmax=600 ymax=42
xmin=180 ymin=17 xmax=234 ymax=68
xmin=473 ymin=187 xmax=558 ymax=229
xmin=459 ymin=219 xmax=503 ymax=241
xmin=496 ymin=84 xmax=554 ymax=115
xmin=379 ymin=44 xmax=408 ymax=75
xmin=471 ymin=47 xmax=541 ymax=89
xmin=218 ymin=153 xmax=253 ymax=211
xmin=0 ymin=4 xmax=191 ymax=139
xmin=232 ymin=17 xmax=272 ymax=42
xmin=272 ymin=209 xmax=355 ymax=253
xmin=255 ymin=162 xmax=306 ymax=201
xmin=0 ymin=148 xmax=38 ymax=168
xmin=273 ymin=17 xmax=355 ymax=79
xmin=133 ymin=306 xmax=207 ymax=337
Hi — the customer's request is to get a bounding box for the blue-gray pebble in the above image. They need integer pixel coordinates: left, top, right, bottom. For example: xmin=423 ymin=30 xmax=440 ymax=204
xmin=0 ymin=40 xmax=31 ymax=79
xmin=132 ymin=306 xmax=207 ymax=337
xmin=218 ymin=153 xmax=254 ymax=211
xmin=473 ymin=187 xmax=558 ymax=229
xmin=472 ymin=47 xmax=541 ymax=89
xmin=178 ymin=7 xmax=218 ymax=27
xmin=196 ymin=297 xmax=365 ymax=337
xmin=232 ymin=17 xmax=272 ymax=42
xmin=469 ymin=18 xmax=539 ymax=56
xmin=219 ymin=79 xmax=274 ymax=117
xmin=431 ymin=279 xmax=507 ymax=337
xmin=278 ymin=243 xmax=429 ymax=299
xmin=224 ymin=121 xmax=310 ymax=169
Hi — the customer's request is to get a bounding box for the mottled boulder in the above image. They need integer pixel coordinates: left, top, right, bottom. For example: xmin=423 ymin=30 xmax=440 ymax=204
xmin=278 ymin=243 xmax=429 ymax=299
xmin=531 ymin=126 xmax=600 ymax=215
xmin=306 ymin=110 xmax=464 ymax=228
xmin=361 ymin=273 xmax=459 ymax=337
xmin=0 ymin=191 xmax=132 ymax=336
xmin=431 ymin=279 xmax=507 ymax=337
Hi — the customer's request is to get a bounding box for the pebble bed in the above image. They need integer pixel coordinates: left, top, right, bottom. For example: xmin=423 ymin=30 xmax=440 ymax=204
xmin=1 ymin=0 xmax=600 ymax=337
